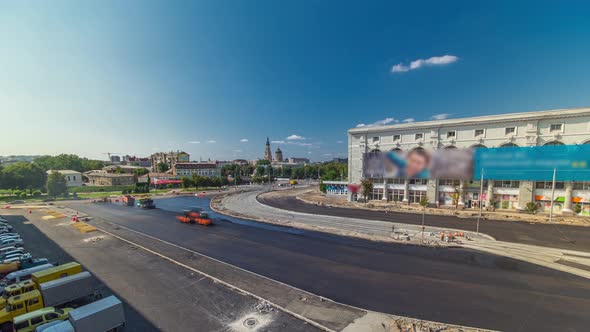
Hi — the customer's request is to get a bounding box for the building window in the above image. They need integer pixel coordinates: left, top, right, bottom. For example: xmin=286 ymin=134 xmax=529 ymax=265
xmin=409 ymin=178 xmax=427 ymax=185
xmin=415 ymin=133 xmax=423 ymax=141
xmin=393 ymin=134 xmax=401 ymax=141
xmin=535 ymin=181 xmax=565 ymax=189
xmin=505 ymin=127 xmax=516 ymax=135
xmin=372 ymin=136 xmax=380 ymax=143
xmin=439 ymin=179 xmax=460 ymax=186
xmin=446 ymin=131 xmax=456 ymax=139
xmin=494 ymin=180 xmax=520 ymax=188
xmin=574 ymin=182 xmax=590 ymax=190
xmin=387 ymin=178 xmax=405 ymax=184
xmin=387 ymin=189 xmax=404 ymax=202
xmin=369 ymin=188 xmax=384 ymax=200
xmin=474 ymin=129 xmax=484 ymax=137
xmin=409 ymin=190 xmax=426 ymax=203
xmin=549 ymin=123 xmax=563 ymax=132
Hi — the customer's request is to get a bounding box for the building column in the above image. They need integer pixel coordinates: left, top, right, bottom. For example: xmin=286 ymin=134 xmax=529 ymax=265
xmin=382 ymin=179 xmax=388 ymax=201
xmin=517 ymin=181 xmax=534 ymax=210
xmin=486 ymin=181 xmax=494 ymax=209
xmin=457 ymin=181 xmax=465 ymax=207
xmin=563 ymin=181 xmax=574 ymax=214
xmin=402 ymin=179 xmax=409 ymax=204
xmin=426 ymin=179 xmax=438 ymax=206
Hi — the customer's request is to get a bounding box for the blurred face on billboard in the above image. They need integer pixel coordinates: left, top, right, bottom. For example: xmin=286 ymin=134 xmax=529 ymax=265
xmin=406 ymin=150 xmax=429 ymax=178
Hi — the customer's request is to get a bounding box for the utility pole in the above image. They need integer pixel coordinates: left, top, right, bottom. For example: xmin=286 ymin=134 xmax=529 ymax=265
xmin=549 ymin=168 xmax=557 ymax=222
xmin=477 ymin=168 xmax=484 ymax=234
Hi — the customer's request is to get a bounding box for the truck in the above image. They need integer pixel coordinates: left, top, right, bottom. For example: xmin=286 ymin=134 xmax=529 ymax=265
xmin=137 ymin=198 xmax=155 ymax=209
xmin=39 ymin=296 xmax=125 ymax=332
xmin=31 ymin=263 xmax=82 ymax=285
xmin=1 ymin=264 xmax=54 ymax=289
xmin=0 ymin=272 xmax=98 ymax=331
xmin=0 ymin=255 xmax=49 ymax=276
xmin=120 ymin=195 xmax=135 ymax=207
xmin=289 ymin=179 xmax=298 ymax=185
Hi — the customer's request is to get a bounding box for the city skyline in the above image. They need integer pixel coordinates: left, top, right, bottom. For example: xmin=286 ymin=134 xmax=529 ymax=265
xmin=1 ymin=1 xmax=590 ymax=161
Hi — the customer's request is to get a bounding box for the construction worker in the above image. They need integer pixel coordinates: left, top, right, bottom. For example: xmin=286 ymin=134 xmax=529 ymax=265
xmin=440 ymin=232 xmax=444 ymax=241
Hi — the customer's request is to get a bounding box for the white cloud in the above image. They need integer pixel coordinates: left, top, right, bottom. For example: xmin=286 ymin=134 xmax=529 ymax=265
xmin=307 ymin=151 xmax=312 ymax=154
xmin=232 ymin=149 xmax=242 ymax=153
xmin=288 ymin=142 xmax=312 ymax=147
xmin=356 ymin=117 xmax=396 ymax=128
xmin=188 ymin=141 xmax=201 ymax=144
xmin=336 ymin=140 xmax=343 ymax=144
xmin=206 ymin=140 xmax=216 ymax=143
xmin=430 ymin=113 xmax=450 ymax=120
xmin=271 ymin=140 xmax=285 ymax=144
xmin=391 ymin=55 xmax=459 ymax=73
xmin=240 ymin=138 xmax=248 ymax=143
xmin=402 ymin=118 xmax=415 ymax=123
xmin=287 ymin=134 xmax=305 ymax=140
xmin=322 ymin=153 xmax=333 ymax=157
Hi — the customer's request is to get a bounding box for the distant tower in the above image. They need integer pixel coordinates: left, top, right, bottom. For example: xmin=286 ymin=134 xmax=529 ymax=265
xmin=275 ymin=146 xmax=283 ymax=162
xmin=264 ymin=137 xmax=273 ymax=161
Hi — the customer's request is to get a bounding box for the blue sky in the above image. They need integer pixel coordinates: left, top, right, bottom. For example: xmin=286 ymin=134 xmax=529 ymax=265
xmin=1 ymin=1 xmax=590 ymax=161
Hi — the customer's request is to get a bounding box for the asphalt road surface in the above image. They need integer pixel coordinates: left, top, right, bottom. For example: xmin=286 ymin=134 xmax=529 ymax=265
xmin=69 ymin=197 xmax=590 ymax=332
xmin=259 ymin=195 xmax=590 ymax=252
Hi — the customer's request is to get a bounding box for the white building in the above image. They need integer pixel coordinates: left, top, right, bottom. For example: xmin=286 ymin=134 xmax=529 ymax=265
xmin=46 ymin=170 xmax=83 ymax=187
xmin=347 ymin=107 xmax=590 ymax=215
xmin=173 ymin=162 xmax=220 ymax=178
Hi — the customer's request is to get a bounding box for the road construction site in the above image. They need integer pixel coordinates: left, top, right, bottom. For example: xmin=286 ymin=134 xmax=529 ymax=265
xmin=2 ymin=188 xmax=590 ymax=332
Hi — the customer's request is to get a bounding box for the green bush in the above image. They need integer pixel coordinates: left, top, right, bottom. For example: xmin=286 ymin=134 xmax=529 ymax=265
xmin=19 ymin=192 xmax=27 ymax=199
xmin=525 ymin=202 xmax=538 ymax=214
xmin=574 ymin=203 xmax=582 ymax=214
xmin=32 ymin=190 xmax=42 ymax=197
xmin=319 ymin=183 xmax=327 ymax=193
xmin=13 ymin=190 xmax=22 ymax=197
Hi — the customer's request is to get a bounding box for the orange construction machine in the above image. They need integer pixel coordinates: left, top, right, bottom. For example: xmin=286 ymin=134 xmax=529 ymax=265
xmin=176 ymin=210 xmax=213 ymax=226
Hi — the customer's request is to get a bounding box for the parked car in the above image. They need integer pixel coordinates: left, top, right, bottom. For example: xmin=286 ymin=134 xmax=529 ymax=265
xmin=8 ymin=201 xmax=25 ymax=205
xmin=0 ymin=234 xmax=20 ymax=239
xmin=0 ymin=247 xmax=22 ymax=257
xmin=0 ymin=236 xmax=20 ymax=242
xmin=0 ymin=224 xmax=12 ymax=231
xmin=0 ymin=219 xmax=7 ymax=223
xmin=12 ymin=307 xmax=72 ymax=332
xmin=0 ymin=238 xmax=23 ymax=249
xmin=2 ymin=254 xmax=28 ymax=264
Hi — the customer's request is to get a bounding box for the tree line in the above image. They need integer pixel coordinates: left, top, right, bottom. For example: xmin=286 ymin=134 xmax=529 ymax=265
xmin=0 ymin=154 xmax=105 ymax=190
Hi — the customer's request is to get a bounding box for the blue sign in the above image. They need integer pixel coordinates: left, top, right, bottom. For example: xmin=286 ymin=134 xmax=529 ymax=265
xmin=474 ymin=144 xmax=590 ymax=181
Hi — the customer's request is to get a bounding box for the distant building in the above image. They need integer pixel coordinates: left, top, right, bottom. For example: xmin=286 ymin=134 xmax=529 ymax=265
xmin=102 ymin=165 xmax=148 ymax=174
xmin=173 ymin=162 xmax=220 ymax=178
xmin=288 ymin=157 xmax=310 ymax=165
xmin=332 ymin=157 xmax=348 ymax=164
xmin=274 ymin=147 xmax=284 ymax=162
xmin=124 ymin=155 xmax=151 ymax=168
xmin=264 ymin=137 xmax=273 ymax=161
xmin=216 ymin=161 xmax=232 ymax=169
xmin=110 ymin=155 xmax=121 ymax=164
xmin=232 ymin=159 xmax=249 ymax=166
xmin=85 ymin=171 xmax=136 ymax=186
xmin=46 ymin=170 xmax=83 ymax=187
xmin=150 ymin=151 xmax=190 ymax=172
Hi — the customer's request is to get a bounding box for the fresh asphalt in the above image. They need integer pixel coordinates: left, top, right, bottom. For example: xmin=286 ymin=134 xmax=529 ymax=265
xmin=259 ymin=195 xmax=590 ymax=252
xmin=69 ymin=197 xmax=590 ymax=332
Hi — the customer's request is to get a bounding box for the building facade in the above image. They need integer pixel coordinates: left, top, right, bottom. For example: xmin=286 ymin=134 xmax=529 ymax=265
xmin=347 ymin=108 xmax=590 ymax=215
xmin=150 ymin=151 xmax=190 ymax=172
xmin=173 ymin=162 xmax=220 ymax=178
xmin=46 ymin=170 xmax=83 ymax=187
xmin=85 ymin=171 xmax=136 ymax=186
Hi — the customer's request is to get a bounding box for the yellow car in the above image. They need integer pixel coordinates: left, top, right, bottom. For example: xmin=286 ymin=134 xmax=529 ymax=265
xmin=12 ymin=307 xmax=72 ymax=332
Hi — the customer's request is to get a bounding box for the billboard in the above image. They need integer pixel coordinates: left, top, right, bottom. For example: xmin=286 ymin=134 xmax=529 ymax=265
xmin=473 ymin=144 xmax=590 ymax=181
xmin=362 ymin=144 xmax=590 ymax=181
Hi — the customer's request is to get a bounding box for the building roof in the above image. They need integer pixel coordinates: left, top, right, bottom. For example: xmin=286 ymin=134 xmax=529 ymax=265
xmin=46 ymin=170 xmax=81 ymax=175
xmin=85 ymin=171 xmax=135 ymax=178
xmin=348 ymin=107 xmax=590 ymax=134
xmin=175 ymin=162 xmax=217 ymax=169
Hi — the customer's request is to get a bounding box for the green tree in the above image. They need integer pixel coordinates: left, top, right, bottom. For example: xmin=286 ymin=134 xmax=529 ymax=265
xmin=46 ymin=171 xmax=68 ymax=198
xmin=158 ymin=162 xmax=170 ymax=173
xmin=181 ymin=176 xmax=193 ymax=189
xmin=133 ymin=168 xmax=150 ymax=176
xmin=360 ymin=178 xmax=373 ymax=203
